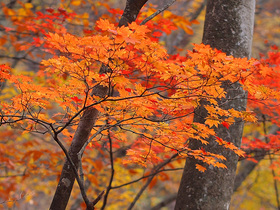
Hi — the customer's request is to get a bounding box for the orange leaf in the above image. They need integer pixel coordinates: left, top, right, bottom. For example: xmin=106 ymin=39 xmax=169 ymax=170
xmin=88 ymin=174 xmax=99 ymax=186
xmin=149 ymin=177 xmax=158 ymax=189
xmin=196 ymin=164 xmax=206 ymax=172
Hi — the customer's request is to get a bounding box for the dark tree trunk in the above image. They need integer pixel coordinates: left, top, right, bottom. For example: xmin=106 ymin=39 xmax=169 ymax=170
xmin=50 ymin=1 xmax=148 ymax=209
xmin=175 ymin=1 xmax=255 ymax=209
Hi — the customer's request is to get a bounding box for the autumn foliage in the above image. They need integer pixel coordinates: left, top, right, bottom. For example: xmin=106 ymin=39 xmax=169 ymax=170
xmin=0 ymin=1 xmax=280 ymax=209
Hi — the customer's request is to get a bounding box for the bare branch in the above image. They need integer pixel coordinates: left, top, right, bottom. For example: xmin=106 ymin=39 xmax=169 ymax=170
xmin=101 ymin=130 xmax=115 ymax=210
xmin=150 ymin=193 xmax=177 ymax=210
xmin=112 ymin=167 xmax=183 ymax=189
xmin=127 ymin=153 xmax=179 ymax=209
xmin=50 ymin=125 xmax=93 ymax=209
xmin=140 ymin=0 xmax=176 ymax=25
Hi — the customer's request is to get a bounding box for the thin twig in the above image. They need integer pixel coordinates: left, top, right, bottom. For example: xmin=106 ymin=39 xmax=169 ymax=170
xmin=262 ymin=115 xmax=280 ymax=209
xmin=0 ymin=192 xmax=30 ymax=205
xmin=101 ymin=130 xmax=115 ymax=210
xmin=127 ymin=174 xmax=155 ymax=210
xmin=78 ymin=124 xmax=107 ymax=157
xmin=140 ymin=0 xmax=177 ymax=25
xmin=50 ymin=124 xmax=93 ymax=209
xmin=0 ymin=55 xmax=41 ymax=65
xmin=92 ymin=190 xmax=105 ymax=206
xmin=150 ymin=193 xmax=177 ymax=210
xmin=53 ymin=135 xmax=92 ymax=208
xmin=112 ymin=168 xmax=183 ymax=189
xmin=190 ymin=0 xmax=206 ymax=21
xmin=127 ymin=153 xmax=179 ymax=209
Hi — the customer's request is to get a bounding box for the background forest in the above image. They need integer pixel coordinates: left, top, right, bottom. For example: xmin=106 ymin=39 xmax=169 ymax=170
xmin=0 ymin=0 xmax=280 ymax=209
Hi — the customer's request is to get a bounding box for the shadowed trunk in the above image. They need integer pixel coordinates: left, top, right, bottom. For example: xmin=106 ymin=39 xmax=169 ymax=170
xmin=175 ymin=1 xmax=255 ymax=209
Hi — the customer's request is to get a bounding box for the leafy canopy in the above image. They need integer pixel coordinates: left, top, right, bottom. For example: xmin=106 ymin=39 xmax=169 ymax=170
xmin=1 ymin=19 xmax=276 ymax=168
xmin=0 ymin=1 xmax=280 ymax=208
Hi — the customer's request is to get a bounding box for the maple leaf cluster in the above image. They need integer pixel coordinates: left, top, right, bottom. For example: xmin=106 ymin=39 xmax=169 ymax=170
xmin=1 ymin=18 xmax=278 ymax=171
xmin=242 ymin=46 xmax=280 ymax=164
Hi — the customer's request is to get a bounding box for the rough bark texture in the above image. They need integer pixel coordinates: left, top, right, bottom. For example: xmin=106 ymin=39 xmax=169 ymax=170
xmin=50 ymin=1 xmax=148 ymax=209
xmin=175 ymin=1 xmax=255 ymax=210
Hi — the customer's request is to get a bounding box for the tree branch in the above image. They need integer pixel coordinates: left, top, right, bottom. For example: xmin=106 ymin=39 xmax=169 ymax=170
xmin=101 ymin=130 xmax=115 ymax=210
xmin=150 ymin=193 xmax=177 ymax=210
xmin=50 ymin=126 xmax=93 ymax=209
xmin=127 ymin=153 xmax=178 ymax=209
xmin=140 ymin=0 xmax=176 ymax=25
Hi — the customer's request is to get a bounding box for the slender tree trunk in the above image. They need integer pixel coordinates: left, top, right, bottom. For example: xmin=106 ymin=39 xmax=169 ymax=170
xmin=175 ymin=1 xmax=255 ymax=209
xmin=50 ymin=1 xmax=148 ymax=209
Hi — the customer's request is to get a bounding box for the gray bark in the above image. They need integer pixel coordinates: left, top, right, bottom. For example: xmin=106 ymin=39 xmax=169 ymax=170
xmin=175 ymin=1 xmax=255 ymax=210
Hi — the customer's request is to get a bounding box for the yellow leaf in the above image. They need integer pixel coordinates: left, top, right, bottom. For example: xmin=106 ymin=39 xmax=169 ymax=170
xmin=25 ymin=194 xmax=33 ymax=202
xmin=17 ymin=8 xmax=27 ymax=20
xmin=24 ymin=3 xmax=33 ymax=9
xmin=205 ymin=118 xmax=219 ymax=128
xmin=71 ymin=0 xmax=81 ymax=6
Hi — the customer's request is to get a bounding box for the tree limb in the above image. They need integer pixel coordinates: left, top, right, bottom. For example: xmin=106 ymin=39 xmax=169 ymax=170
xmin=140 ymin=0 xmax=177 ymax=25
